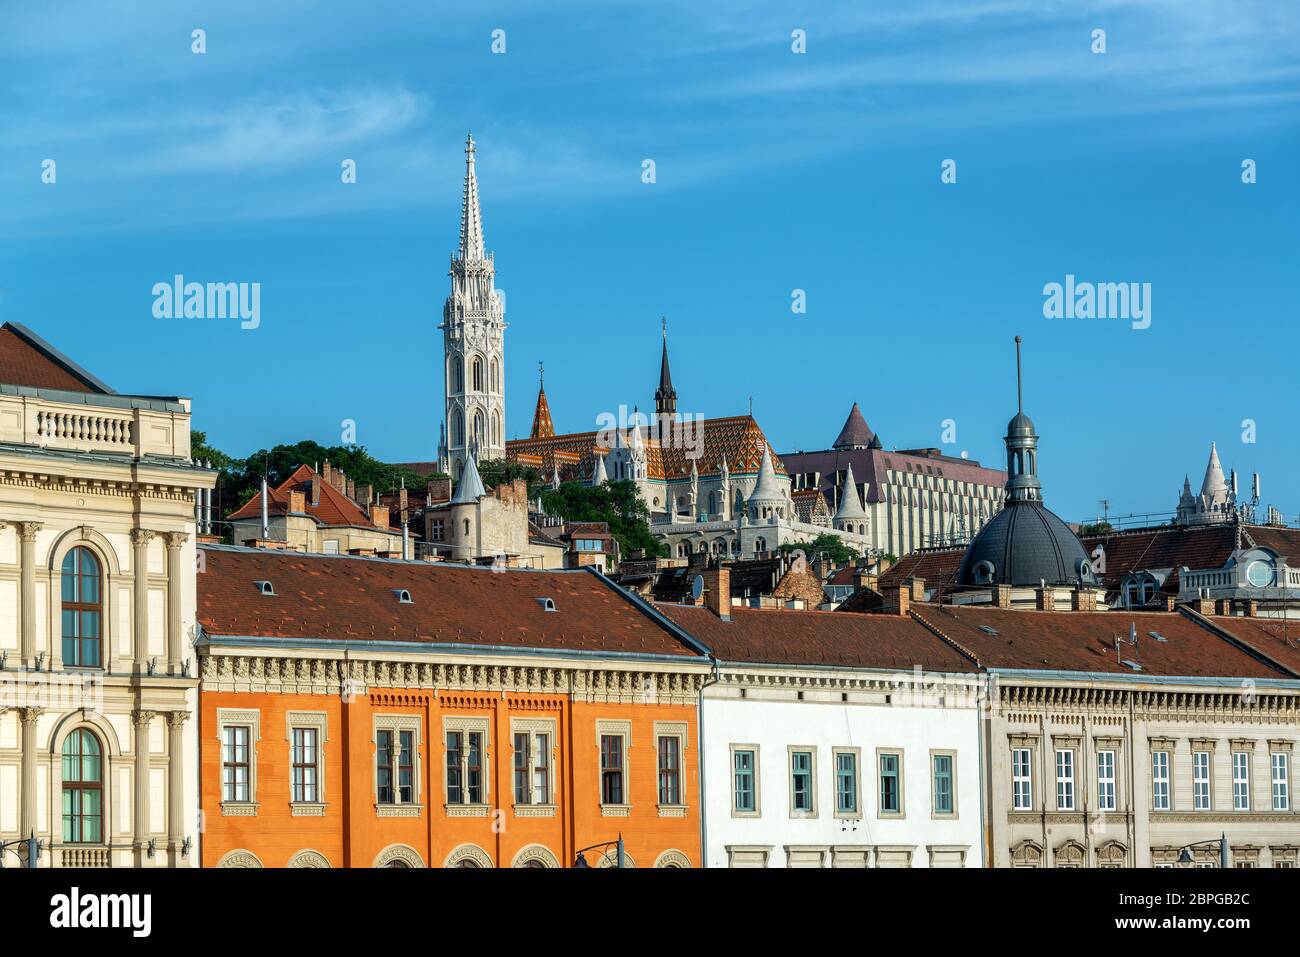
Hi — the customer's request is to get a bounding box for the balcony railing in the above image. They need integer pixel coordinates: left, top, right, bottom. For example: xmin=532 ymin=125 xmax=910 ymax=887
xmin=0 ymin=393 xmax=191 ymax=460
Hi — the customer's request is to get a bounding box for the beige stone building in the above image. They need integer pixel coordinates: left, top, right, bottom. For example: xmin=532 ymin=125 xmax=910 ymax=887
xmin=0 ymin=323 xmax=214 ymax=867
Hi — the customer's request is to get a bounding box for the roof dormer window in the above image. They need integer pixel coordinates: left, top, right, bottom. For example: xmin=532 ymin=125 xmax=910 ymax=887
xmin=537 ymin=597 xmax=556 ymax=612
xmin=394 ymin=589 xmax=413 ymax=604
xmin=255 ymin=580 xmax=275 ymax=596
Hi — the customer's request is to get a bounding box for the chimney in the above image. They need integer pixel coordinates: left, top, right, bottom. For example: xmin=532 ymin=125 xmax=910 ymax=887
xmin=1070 ymin=588 xmax=1097 ymax=612
xmin=288 ymin=489 xmax=306 ymax=513
xmin=1160 ymin=594 xmax=1177 ymax=612
xmin=346 ymin=478 xmax=356 ymax=500
xmin=885 ymin=582 xmax=910 ymax=617
xmin=428 ymin=478 xmax=451 ymax=505
xmin=1214 ymin=598 xmax=1230 ymax=616
xmin=369 ymin=504 xmax=390 ymax=529
xmin=1187 ymin=597 xmax=1215 ymax=616
xmin=854 ymin=570 xmax=879 ymax=592
xmin=702 ymin=565 xmax=731 ymax=620
xmin=909 ymin=577 xmax=926 ymax=602
xmin=992 ymin=584 xmax=1012 ymax=609
xmin=399 ymin=487 xmax=409 ymax=512
xmin=1243 ymin=599 xmax=1259 ymax=617
xmin=310 ymin=476 xmax=321 ymax=506
xmin=357 ymin=484 xmax=373 ymax=507
xmin=322 ymin=460 xmax=332 ymax=485
xmin=1035 ymin=586 xmax=1056 ymax=612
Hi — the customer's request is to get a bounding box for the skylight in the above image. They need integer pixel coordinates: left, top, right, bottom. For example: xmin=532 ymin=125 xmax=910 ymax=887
xmin=1148 ymin=631 xmax=1167 ymax=642
xmin=978 ymin=625 xmax=1000 ymax=636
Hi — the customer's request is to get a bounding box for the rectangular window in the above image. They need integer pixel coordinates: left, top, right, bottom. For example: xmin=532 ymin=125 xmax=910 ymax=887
xmin=291 ymin=727 xmax=318 ymax=803
xmin=1193 ymin=751 xmax=1211 ymax=811
xmin=879 ymin=752 xmax=901 ymax=815
xmin=1012 ymin=748 xmax=1032 ymax=811
xmin=446 ymin=731 xmax=483 ymax=804
xmin=600 ymin=734 xmax=625 ymax=806
xmin=1272 ymin=752 xmax=1290 ymax=811
xmin=376 ymin=730 xmax=394 ymax=804
xmin=733 ymin=749 xmax=756 ymax=813
xmin=533 ymin=733 xmax=550 ymax=804
xmin=1233 ymin=752 xmax=1250 ymax=810
xmin=513 ymin=733 xmax=530 ymax=805
xmin=1097 ymin=749 xmax=1116 ymax=812
xmin=658 ymin=735 xmax=681 ymax=806
xmin=791 ymin=750 xmax=814 ymax=813
xmin=222 ymin=726 xmax=250 ymax=803
xmin=430 ymin=520 xmax=444 ymax=542
xmin=932 ymin=753 xmax=954 ymax=815
xmin=836 ymin=751 xmax=859 ymax=815
xmin=1152 ymin=750 xmax=1170 ymax=811
xmin=1056 ymin=749 xmax=1075 ymax=811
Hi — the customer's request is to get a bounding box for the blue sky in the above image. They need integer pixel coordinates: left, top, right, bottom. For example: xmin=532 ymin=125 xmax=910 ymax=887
xmin=1 ymin=0 xmax=1297 ymax=524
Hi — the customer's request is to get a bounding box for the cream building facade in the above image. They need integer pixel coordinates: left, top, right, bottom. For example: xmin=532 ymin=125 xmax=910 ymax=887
xmin=985 ymin=673 xmax=1300 ymax=868
xmin=0 ymin=323 xmax=213 ymax=867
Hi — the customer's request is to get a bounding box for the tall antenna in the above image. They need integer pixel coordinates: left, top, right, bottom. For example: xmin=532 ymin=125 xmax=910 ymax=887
xmin=1014 ymin=335 xmax=1023 ymax=414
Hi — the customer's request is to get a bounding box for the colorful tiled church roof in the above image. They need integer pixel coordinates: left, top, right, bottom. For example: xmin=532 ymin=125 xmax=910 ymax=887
xmin=507 ymin=415 xmax=788 ymax=484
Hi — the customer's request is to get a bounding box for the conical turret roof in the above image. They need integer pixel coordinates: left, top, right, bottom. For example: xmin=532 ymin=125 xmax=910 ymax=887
xmin=832 ymin=403 xmax=875 ymax=450
xmin=834 ymin=462 xmax=867 ymax=520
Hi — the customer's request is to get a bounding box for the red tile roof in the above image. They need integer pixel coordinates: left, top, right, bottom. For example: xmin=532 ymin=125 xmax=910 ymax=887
xmin=0 ymin=324 xmax=113 ymax=393
xmin=228 ymin=464 xmax=380 ymax=529
xmin=198 ymin=545 xmax=705 ymax=659
xmin=1202 ymin=615 xmax=1300 ymax=676
xmin=658 ymin=604 xmax=977 ymax=672
xmin=909 ymin=604 xmax=1286 ymax=678
xmin=879 ymin=548 xmax=965 ymax=592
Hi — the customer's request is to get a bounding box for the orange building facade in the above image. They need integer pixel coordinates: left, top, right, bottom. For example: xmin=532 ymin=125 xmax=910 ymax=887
xmin=195 ymin=545 xmax=710 ymax=868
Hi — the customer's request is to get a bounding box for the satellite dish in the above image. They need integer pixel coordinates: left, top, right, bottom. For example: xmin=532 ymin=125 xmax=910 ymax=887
xmin=690 ymin=575 xmax=704 ymax=601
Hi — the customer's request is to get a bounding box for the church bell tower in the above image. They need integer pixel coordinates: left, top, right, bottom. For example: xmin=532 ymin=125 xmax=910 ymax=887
xmin=439 ymin=134 xmax=507 ymax=478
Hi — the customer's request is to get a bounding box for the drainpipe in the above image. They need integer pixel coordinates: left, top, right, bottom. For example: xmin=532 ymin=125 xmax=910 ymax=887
xmin=695 ymin=657 xmax=720 ymax=868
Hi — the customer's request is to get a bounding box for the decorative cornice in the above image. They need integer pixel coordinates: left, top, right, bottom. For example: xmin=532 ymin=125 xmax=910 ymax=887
xmin=199 ymin=650 xmax=706 ymax=704
xmin=998 ymin=683 xmax=1299 ymax=720
xmin=0 ymin=471 xmax=194 ymax=503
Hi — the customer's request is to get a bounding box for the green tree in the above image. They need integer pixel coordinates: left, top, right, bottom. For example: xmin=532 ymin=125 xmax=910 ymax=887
xmin=778 ymin=533 xmax=860 ymax=566
xmin=1077 ymin=521 xmax=1113 ymax=536
xmin=539 ymin=479 xmax=667 ymax=558
xmin=476 ymin=458 xmax=540 ymax=492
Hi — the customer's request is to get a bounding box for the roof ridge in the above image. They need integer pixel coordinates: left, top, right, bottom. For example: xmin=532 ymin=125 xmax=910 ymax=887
xmin=1176 ymin=605 xmax=1299 ymax=678
xmin=908 ymin=609 xmax=983 ymax=668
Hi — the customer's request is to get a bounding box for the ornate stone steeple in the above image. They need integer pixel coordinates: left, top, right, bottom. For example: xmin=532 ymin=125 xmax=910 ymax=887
xmin=439 ymin=133 xmax=507 ymax=478
xmin=1004 ymin=335 xmax=1042 ymax=504
xmin=655 ymin=318 xmax=677 ymax=419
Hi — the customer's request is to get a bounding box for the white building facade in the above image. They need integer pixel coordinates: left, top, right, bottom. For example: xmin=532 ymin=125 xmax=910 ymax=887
xmin=700 ymin=663 xmax=983 ymax=868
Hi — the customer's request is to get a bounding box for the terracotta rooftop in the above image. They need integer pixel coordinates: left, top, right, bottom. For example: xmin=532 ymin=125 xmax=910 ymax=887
xmin=0 ymin=323 xmax=115 ymax=394
xmin=228 ymin=464 xmax=383 ymax=530
xmin=198 ymin=545 xmax=705 ymax=659
xmin=879 ymin=547 xmax=966 ymax=592
xmin=1200 ymin=614 xmax=1300 ymax=676
xmin=658 ymin=603 xmax=978 ymax=672
xmin=909 ymin=604 xmax=1288 ymax=678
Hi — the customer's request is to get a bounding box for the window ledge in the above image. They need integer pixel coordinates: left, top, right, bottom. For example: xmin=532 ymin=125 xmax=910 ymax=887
xmin=375 ymin=803 xmax=423 ymax=818
xmin=601 ymin=804 xmax=632 ymax=818
xmin=291 ymin=802 xmax=327 ymax=817
xmin=445 ymin=803 xmax=490 ymax=818
xmin=657 ymin=804 xmax=688 ymax=818
xmin=514 ymin=804 xmax=556 ymax=818
xmin=221 ymin=802 xmax=259 ymax=817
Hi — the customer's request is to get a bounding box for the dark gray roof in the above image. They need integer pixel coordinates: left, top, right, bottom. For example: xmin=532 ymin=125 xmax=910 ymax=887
xmin=957 ymin=500 xmax=1096 ymax=588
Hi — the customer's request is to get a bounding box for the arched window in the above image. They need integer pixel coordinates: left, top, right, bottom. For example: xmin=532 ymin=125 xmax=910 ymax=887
xmin=452 ymin=410 xmax=464 ymax=447
xmin=491 ymin=412 xmax=501 ymax=447
xmin=62 ymin=547 xmax=102 ymax=667
xmin=452 ymin=358 xmax=464 ymax=394
xmin=472 ymin=357 xmax=484 ymax=392
xmin=463 ymin=519 xmax=471 ymax=536
xmin=490 ymin=358 xmax=500 ymax=393
xmin=62 ymin=730 xmax=103 ymax=843
xmin=473 ymin=411 xmax=485 ymax=447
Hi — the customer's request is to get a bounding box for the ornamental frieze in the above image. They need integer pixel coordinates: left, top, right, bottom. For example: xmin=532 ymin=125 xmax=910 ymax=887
xmin=198 ymin=650 xmax=705 ymax=703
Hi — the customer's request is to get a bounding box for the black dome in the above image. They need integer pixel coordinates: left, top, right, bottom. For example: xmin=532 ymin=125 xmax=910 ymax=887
xmin=957 ymin=500 xmax=1096 ymax=588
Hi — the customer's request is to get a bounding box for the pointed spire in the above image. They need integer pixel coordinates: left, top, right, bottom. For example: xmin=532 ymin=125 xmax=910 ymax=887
xmin=749 ymin=444 xmax=784 ymax=503
xmin=592 ymin=454 xmax=608 ymax=485
xmin=655 ymin=317 xmax=677 ymax=418
xmin=1003 ymin=336 xmax=1042 ymax=504
xmin=459 ymin=132 xmax=485 ymax=261
xmin=834 ymin=462 xmax=867 ymax=520
xmin=832 ymin=403 xmax=875 ymax=450
xmin=1201 ymin=442 xmax=1229 ymax=505
xmin=550 ymin=460 xmax=561 ymax=489
xmin=451 ymin=453 xmax=486 ymax=504
xmin=530 ymin=362 xmax=555 ymax=439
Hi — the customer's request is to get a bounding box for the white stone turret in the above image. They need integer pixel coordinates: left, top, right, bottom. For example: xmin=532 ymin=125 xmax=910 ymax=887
xmin=834 ymin=462 xmax=867 ymax=532
xmin=439 ymin=133 xmax=507 ymax=479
